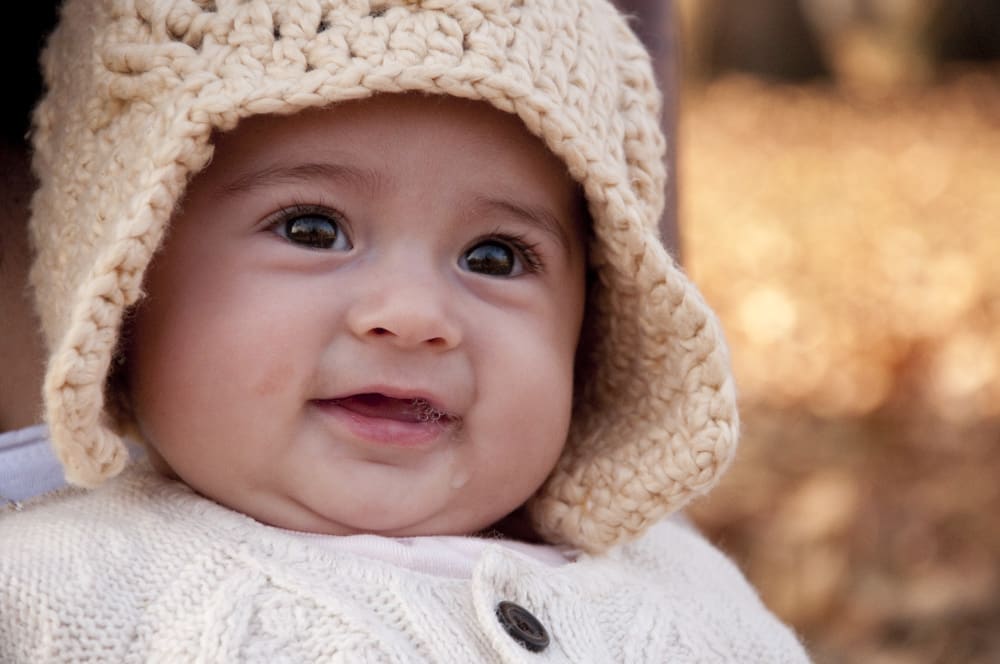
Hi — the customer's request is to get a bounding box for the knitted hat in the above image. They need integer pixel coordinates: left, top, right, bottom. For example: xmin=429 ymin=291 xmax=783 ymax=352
xmin=30 ymin=0 xmax=737 ymax=553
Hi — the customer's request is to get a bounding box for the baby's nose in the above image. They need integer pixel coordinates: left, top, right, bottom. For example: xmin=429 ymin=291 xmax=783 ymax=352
xmin=345 ymin=273 xmax=462 ymax=351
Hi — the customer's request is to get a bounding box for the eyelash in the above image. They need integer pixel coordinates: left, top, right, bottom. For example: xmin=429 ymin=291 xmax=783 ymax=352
xmin=267 ymin=203 xmax=345 ymax=227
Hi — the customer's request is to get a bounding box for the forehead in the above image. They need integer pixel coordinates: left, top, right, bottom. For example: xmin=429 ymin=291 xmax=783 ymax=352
xmin=194 ymin=94 xmax=587 ymax=243
xmin=210 ymin=94 xmax=574 ymax=188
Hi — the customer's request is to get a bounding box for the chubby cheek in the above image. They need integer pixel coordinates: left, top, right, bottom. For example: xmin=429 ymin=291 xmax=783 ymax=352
xmin=126 ymin=271 xmax=318 ymax=478
xmin=491 ymin=283 xmax=584 ymax=493
xmin=465 ymin=330 xmax=578 ymax=520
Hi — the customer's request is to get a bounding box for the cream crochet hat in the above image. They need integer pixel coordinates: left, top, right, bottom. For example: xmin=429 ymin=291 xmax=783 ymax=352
xmin=30 ymin=0 xmax=738 ymax=553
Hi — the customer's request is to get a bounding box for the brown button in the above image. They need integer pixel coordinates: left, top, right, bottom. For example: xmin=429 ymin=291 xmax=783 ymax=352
xmin=495 ymin=600 xmax=550 ymax=653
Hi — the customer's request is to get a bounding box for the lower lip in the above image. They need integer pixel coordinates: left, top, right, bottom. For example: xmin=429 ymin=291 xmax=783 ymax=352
xmin=310 ymin=400 xmax=455 ymax=448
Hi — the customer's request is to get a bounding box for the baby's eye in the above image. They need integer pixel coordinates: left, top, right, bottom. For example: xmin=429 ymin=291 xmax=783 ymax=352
xmin=461 ymin=238 xmax=538 ymax=276
xmin=274 ymin=211 xmax=351 ymax=251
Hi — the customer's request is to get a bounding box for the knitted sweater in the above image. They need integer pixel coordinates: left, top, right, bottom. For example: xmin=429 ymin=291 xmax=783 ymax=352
xmin=0 ymin=466 xmax=810 ymax=663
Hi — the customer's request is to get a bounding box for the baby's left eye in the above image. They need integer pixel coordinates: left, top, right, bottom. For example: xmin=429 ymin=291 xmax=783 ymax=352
xmin=461 ymin=240 xmax=523 ymax=276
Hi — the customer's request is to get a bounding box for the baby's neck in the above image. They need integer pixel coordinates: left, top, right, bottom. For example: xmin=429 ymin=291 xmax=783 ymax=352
xmin=477 ymin=508 xmax=545 ymax=543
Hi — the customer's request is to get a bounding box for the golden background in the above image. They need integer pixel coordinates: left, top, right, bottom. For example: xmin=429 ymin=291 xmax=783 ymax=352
xmin=675 ymin=2 xmax=999 ymax=661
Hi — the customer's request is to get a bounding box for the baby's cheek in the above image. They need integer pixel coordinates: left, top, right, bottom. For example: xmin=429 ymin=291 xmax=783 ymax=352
xmin=253 ymin=361 xmax=296 ymax=398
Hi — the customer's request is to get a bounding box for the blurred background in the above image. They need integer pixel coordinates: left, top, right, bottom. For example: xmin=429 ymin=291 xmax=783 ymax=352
xmin=667 ymin=1 xmax=1000 ymax=662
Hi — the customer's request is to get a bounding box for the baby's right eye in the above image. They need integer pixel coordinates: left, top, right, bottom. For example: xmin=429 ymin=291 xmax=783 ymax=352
xmin=272 ymin=208 xmax=352 ymax=251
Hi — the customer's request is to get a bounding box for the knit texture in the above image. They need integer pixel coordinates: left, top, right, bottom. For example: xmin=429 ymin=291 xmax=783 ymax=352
xmin=30 ymin=0 xmax=739 ymax=553
xmin=0 ymin=466 xmax=810 ymax=663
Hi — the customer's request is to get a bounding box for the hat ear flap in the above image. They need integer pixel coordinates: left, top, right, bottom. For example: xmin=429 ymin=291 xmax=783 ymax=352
xmin=526 ymin=9 xmax=739 ymax=554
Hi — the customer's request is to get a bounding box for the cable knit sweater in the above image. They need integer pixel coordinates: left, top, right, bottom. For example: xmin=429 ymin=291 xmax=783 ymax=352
xmin=0 ymin=465 xmax=810 ymax=663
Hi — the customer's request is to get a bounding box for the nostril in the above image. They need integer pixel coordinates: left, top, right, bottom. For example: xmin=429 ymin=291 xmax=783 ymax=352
xmin=367 ymin=327 xmax=450 ymax=347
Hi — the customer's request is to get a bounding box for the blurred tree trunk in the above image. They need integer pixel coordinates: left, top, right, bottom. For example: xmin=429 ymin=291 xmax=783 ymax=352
xmin=677 ymin=0 xmax=826 ymax=83
xmin=933 ymin=0 xmax=1000 ymax=62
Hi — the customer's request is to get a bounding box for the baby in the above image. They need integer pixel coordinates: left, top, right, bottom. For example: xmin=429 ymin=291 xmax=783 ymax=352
xmin=1 ymin=0 xmax=811 ymax=661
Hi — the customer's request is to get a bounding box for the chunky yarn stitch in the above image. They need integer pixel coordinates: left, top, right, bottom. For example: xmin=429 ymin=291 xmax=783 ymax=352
xmin=30 ymin=0 xmax=739 ymax=553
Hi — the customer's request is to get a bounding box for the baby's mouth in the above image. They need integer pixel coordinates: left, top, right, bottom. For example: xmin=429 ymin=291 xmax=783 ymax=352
xmin=329 ymin=393 xmax=455 ymax=424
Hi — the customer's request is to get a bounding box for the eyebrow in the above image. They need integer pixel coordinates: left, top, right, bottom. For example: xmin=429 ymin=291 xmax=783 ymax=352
xmin=474 ymin=196 xmax=574 ymax=252
xmin=220 ymin=162 xmax=382 ymax=196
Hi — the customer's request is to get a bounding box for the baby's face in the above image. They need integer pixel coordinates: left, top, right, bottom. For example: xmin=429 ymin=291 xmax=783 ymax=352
xmin=127 ymin=94 xmax=587 ymax=537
